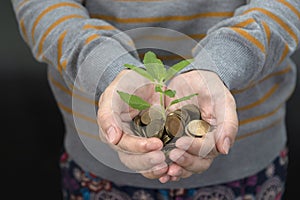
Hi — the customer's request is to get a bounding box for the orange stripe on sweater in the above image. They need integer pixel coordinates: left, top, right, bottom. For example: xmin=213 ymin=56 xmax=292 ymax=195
xmin=239 ymin=104 xmax=282 ymax=126
xmin=31 ymin=2 xmax=82 ymax=44
xmin=277 ymin=0 xmax=300 ymax=19
xmin=244 ymin=8 xmax=298 ymax=44
xmin=37 ymin=14 xmax=85 ymax=58
xmin=236 ymin=117 xmax=282 ymax=140
xmin=237 ymin=84 xmax=279 ymax=111
xmin=233 ymin=18 xmax=255 ymax=27
xmin=16 ymin=0 xmax=29 ymax=11
xmin=85 ymin=34 xmax=101 ymax=45
xmin=278 ymin=44 xmax=290 ymax=65
xmin=231 ymin=65 xmax=291 ymax=94
xmin=57 ymin=30 xmax=68 ymax=74
xmin=57 ymin=102 xmax=97 ymax=124
xmin=230 ymin=27 xmax=265 ymax=53
xmin=20 ymin=19 xmax=29 ymax=43
xmin=261 ymin=21 xmax=271 ymax=46
xmin=91 ymin=11 xmax=233 ymax=23
xmin=83 ymin=24 xmax=116 ymax=30
xmin=49 ymin=74 xmax=97 ymax=106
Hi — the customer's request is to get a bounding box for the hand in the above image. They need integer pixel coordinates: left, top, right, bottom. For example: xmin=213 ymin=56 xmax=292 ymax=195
xmin=160 ymin=70 xmax=238 ymax=182
xmin=97 ymin=70 xmax=168 ymax=179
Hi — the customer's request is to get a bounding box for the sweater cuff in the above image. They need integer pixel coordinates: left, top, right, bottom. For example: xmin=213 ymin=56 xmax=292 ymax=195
xmin=76 ymin=37 xmax=142 ymax=100
xmin=181 ymin=31 xmax=263 ymax=90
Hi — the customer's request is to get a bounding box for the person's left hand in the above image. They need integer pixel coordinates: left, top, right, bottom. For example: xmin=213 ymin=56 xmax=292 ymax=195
xmin=159 ymin=69 xmax=239 ymax=183
xmin=97 ymin=69 xmax=168 ymax=179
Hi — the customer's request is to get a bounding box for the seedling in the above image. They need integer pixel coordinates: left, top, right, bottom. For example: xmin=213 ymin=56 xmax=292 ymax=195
xmin=117 ymin=51 xmax=198 ymax=120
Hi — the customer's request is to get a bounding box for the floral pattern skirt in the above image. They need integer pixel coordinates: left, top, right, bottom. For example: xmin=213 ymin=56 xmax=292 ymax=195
xmin=59 ymin=147 xmax=288 ymax=200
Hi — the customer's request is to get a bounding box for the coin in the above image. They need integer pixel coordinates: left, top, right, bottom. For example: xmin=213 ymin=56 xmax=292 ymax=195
xmin=181 ymin=104 xmax=201 ymax=121
xmin=131 ymin=115 xmax=142 ymax=136
xmin=162 ymin=142 xmax=176 ymax=164
xmin=162 ymin=133 xmax=172 ymax=145
xmin=145 ymin=119 xmax=164 ymax=138
xmin=165 ymin=113 xmax=184 ymax=138
xmin=149 ymin=106 xmax=164 ymax=120
xmin=173 ymin=109 xmax=190 ymax=124
xmin=140 ymin=109 xmax=151 ymax=125
xmin=185 ymin=119 xmax=210 ymax=138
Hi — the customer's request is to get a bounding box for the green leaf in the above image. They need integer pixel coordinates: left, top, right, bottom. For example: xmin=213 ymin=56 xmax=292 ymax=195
xmin=155 ymin=85 xmax=176 ymax=97
xmin=143 ymin=51 xmax=166 ymax=82
xmin=163 ymin=89 xmax=176 ymax=98
xmin=117 ymin=90 xmax=151 ymax=111
xmin=169 ymin=93 xmax=198 ymax=107
xmin=155 ymin=85 xmax=163 ymax=93
xmin=124 ymin=64 xmax=155 ymax=82
xmin=164 ymin=59 xmax=193 ymax=81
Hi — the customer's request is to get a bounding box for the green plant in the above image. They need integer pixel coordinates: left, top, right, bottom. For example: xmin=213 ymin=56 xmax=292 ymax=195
xmin=117 ymin=51 xmax=198 ymax=120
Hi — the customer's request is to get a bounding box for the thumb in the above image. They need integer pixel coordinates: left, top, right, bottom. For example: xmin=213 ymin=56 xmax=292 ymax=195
xmin=215 ymin=120 xmax=238 ymax=154
xmin=97 ymin=91 xmax=123 ymax=145
xmin=214 ymin=99 xmax=238 ymax=154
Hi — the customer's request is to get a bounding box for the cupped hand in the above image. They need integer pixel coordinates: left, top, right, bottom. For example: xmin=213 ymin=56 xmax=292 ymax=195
xmin=160 ymin=69 xmax=238 ymax=182
xmin=97 ymin=69 xmax=168 ymax=179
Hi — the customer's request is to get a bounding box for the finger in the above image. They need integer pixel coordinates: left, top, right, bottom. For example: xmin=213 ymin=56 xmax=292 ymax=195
xmin=166 ymin=163 xmax=193 ymax=179
xmin=175 ymin=135 xmax=219 ymax=158
xmin=170 ymin=176 xmax=180 ymax=182
xmin=118 ymin=150 xmax=165 ymax=172
xmin=141 ymin=162 xmax=169 ymax=179
xmin=168 ymin=148 xmax=213 ymax=173
xmin=159 ymin=175 xmax=171 ymax=183
xmin=117 ymin=133 xmax=163 ymax=153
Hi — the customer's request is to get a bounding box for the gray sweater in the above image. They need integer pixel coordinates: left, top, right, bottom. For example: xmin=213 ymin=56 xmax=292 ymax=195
xmin=12 ymin=0 xmax=300 ymax=188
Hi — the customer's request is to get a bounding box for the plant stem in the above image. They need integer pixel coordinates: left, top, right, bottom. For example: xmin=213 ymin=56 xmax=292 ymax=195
xmin=158 ymin=84 xmax=166 ymax=120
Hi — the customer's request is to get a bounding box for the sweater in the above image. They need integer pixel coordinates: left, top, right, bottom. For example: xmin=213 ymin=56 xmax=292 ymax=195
xmin=12 ymin=0 xmax=300 ymax=188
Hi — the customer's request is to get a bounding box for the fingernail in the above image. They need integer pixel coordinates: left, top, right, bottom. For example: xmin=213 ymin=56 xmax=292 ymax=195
xmin=106 ymin=126 xmax=116 ymax=143
xmin=223 ymin=137 xmax=231 ymax=154
xmin=159 ymin=175 xmax=170 ymax=183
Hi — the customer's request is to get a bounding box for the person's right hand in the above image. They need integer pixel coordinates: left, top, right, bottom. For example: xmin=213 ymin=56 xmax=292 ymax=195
xmin=160 ymin=69 xmax=238 ymax=182
xmin=97 ymin=69 xmax=168 ymax=179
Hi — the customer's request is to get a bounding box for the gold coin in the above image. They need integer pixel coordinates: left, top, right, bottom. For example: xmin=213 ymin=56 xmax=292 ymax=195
xmin=185 ymin=119 xmax=210 ymax=138
xmin=165 ymin=113 xmax=184 ymax=137
xmin=162 ymin=133 xmax=172 ymax=145
xmin=173 ymin=109 xmax=190 ymax=124
xmin=140 ymin=109 xmax=151 ymax=125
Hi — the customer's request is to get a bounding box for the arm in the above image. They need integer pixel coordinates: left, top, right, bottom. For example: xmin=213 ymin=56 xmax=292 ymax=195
xmin=11 ymin=0 xmax=141 ymax=95
xmin=12 ymin=0 xmax=169 ymax=179
xmin=184 ymin=0 xmax=300 ymax=90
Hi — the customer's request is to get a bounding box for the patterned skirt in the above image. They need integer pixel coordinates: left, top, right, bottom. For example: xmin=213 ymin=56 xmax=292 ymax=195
xmin=59 ymin=147 xmax=288 ymax=200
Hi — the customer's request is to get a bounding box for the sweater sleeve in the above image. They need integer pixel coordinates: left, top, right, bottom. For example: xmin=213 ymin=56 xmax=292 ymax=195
xmin=183 ymin=0 xmax=300 ymax=90
xmin=11 ymin=0 xmax=142 ymax=96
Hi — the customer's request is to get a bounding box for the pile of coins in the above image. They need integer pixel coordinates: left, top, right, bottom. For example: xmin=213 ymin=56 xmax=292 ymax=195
xmin=130 ymin=104 xmax=211 ymax=158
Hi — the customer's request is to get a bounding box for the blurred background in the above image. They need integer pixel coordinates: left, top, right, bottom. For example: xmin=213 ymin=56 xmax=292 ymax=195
xmin=1 ymin=1 xmax=299 ymax=199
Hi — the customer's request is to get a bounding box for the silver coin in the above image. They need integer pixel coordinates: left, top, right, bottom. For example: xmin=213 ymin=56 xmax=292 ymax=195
xmin=185 ymin=119 xmax=210 ymax=138
xmin=145 ymin=119 xmax=164 ymax=138
xmin=181 ymin=104 xmax=201 ymax=120
xmin=149 ymin=106 xmax=164 ymax=121
xmin=162 ymin=142 xmax=176 ymax=164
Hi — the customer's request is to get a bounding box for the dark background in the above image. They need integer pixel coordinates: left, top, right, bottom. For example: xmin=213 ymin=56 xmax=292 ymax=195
xmin=1 ymin=1 xmax=299 ymax=199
